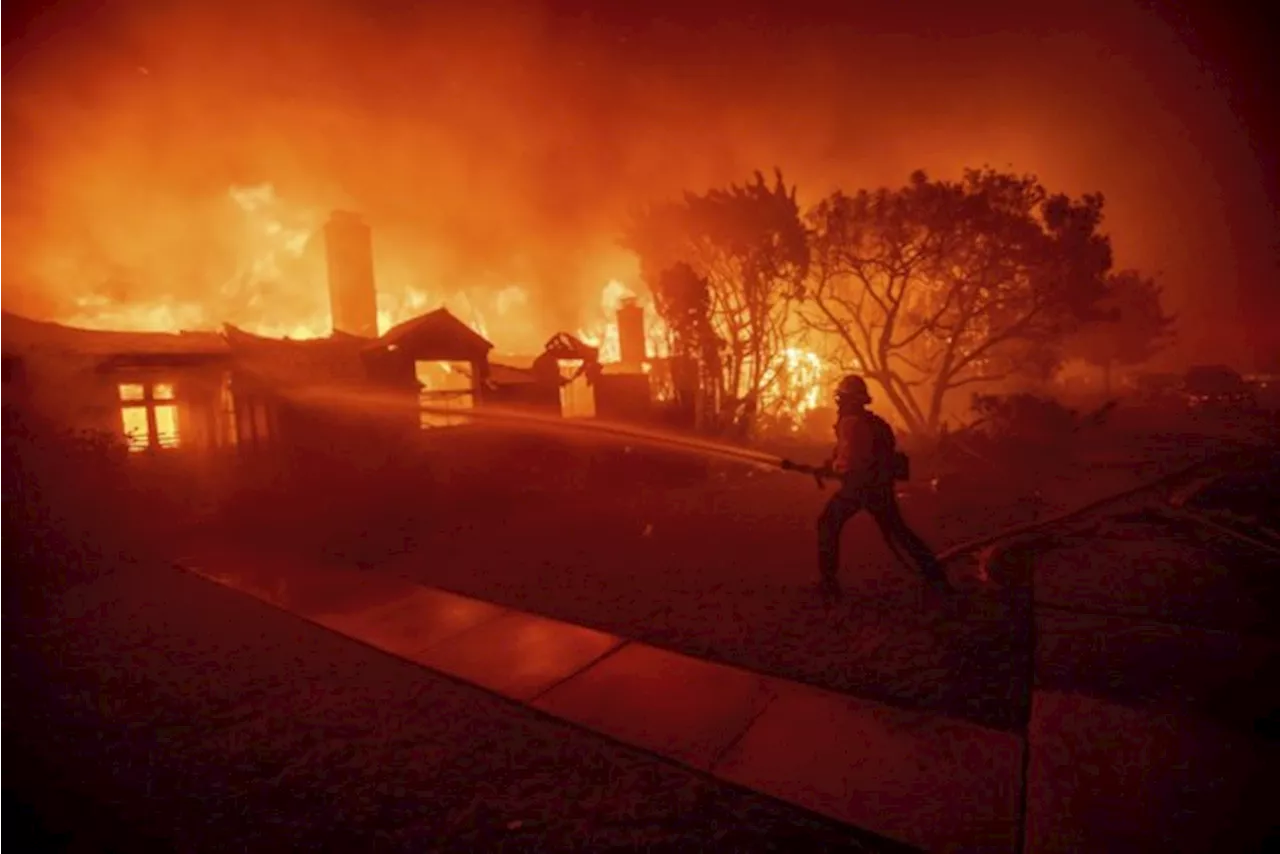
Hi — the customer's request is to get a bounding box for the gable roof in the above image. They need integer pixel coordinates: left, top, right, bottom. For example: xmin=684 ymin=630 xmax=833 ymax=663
xmin=375 ymin=308 xmax=492 ymax=360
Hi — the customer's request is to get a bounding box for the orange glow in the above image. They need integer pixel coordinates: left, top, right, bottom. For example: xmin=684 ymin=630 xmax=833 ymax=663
xmin=557 ymin=359 xmax=597 ymax=419
xmin=121 ymin=407 xmax=149 ymax=451
xmin=765 ymin=347 xmax=828 ymax=424
xmin=3 ymin=4 xmax=1263 ymax=367
xmin=37 ymin=180 xmax=540 ymax=344
xmin=577 ymin=280 xmax=670 ymax=364
xmin=118 ymin=381 xmax=181 ymax=450
xmin=416 ymin=360 xmax=474 ymax=428
xmin=154 ymin=404 xmax=180 ymax=448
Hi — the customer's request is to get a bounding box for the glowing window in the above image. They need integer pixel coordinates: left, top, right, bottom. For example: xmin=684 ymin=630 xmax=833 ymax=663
xmin=121 ymin=407 xmax=150 ymax=452
xmin=559 ymin=361 xmax=596 ymax=419
xmin=154 ymin=405 xmax=179 ymax=449
xmin=117 ymin=381 xmax=182 ymax=452
xmin=416 ymin=361 xmax=474 ymax=429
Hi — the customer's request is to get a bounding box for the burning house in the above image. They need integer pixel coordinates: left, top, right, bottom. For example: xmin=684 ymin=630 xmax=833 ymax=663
xmin=1 ymin=311 xmax=237 ymax=455
xmin=376 ymin=309 xmax=494 ymax=429
xmin=594 ymin=300 xmax=658 ymax=424
xmin=1 ymin=209 xmax=700 ymax=456
xmin=323 ymin=211 xmax=380 ymax=340
xmin=2 ymin=210 xmax=496 ymax=456
xmin=483 ymin=297 xmax=659 ymax=424
xmin=1 ymin=305 xmax=494 ymax=457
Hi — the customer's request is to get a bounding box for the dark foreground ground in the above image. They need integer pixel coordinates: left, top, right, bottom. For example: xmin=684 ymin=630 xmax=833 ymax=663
xmin=4 ymin=555 xmax=905 ymax=853
xmin=345 ymin=423 xmax=1276 ymax=733
xmin=6 ymin=407 xmax=1278 ymax=851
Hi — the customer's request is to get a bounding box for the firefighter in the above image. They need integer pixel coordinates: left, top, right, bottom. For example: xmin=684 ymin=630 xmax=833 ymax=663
xmin=816 ymin=375 xmax=953 ymax=601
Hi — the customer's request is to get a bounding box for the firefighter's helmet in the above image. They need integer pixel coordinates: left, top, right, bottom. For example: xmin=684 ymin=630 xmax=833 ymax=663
xmin=835 ymin=374 xmax=871 ymax=406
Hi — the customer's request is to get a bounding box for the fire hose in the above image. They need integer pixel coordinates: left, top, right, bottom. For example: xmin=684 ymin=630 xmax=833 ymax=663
xmin=778 ymin=459 xmax=835 ymax=489
xmin=779 ymin=452 xmax=911 ymax=489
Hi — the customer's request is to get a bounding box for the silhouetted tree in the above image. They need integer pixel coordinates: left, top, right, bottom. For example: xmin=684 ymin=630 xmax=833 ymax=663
xmin=624 ymin=169 xmax=809 ymax=436
xmin=651 ymin=262 xmax=719 ymax=428
xmin=653 ymin=262 xmax=714 ymax=360
xmin=802 ymin=169 xmax=1113 ymax=435
xmin=1062 ymin=269 xmax=1176 ymax=394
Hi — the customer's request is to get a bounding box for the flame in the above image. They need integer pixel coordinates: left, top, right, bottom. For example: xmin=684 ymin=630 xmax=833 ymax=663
xmin=600 ymin=280 xmax=633 ymax=315
xmin=63 ymin=294 xmax=210 ymax=333
xmin=444 ymin=290 xmax=492 ymax=340
xmin=574 ymin=283 xmax=828 ymax=424
xmin=494 ymin=284 xmax=529 ymax=315
xmin=577 ymin=279 xmax=670 ymax=364
xmin=223 ymin=183 xmax=328 ymax=336
xmin=53 ymin=182 xmax=523 ymax=343
xmin=47 ymin=181 xmax=637 ymax=357
xmin=763 ymin=346 xmax=828 ymax=427
xmin=58 ymin=182 xmax=332 ymax=338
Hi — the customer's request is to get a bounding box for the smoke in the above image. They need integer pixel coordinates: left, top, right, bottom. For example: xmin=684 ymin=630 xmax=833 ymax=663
xmin=2 ymin=0 xmax=1272 ymax=364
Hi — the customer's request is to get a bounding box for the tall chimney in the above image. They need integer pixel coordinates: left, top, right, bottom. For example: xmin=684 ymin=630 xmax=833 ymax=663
xmin=616 ymin=298 xmax=647 ymax=369
xmin=324 ymin=210 xmax=378 ymax=338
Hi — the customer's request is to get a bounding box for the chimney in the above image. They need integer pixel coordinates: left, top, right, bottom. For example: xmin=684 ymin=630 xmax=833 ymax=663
xmin=323 ymin=210 xmax=378 ymax=338
xmin=616 ymin=298 xmax=647 ymax=369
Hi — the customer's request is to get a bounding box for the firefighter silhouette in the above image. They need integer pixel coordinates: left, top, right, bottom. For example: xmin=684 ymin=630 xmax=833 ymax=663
xmin=816 ymin=375 xmax=952 ymax=601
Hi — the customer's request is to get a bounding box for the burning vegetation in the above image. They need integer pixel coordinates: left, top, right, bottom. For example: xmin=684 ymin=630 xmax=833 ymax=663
xmin=3 ymin=158 xmax=1182 ymax=456
xmin=15 ymin=1 xmax=1261 ymax=451
xmin=5 ymin=170 xmax=843 ymax=445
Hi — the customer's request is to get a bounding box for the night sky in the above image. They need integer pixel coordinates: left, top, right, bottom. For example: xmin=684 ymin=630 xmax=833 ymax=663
xmin=3 ymin=0 xmax=1275 ymax=367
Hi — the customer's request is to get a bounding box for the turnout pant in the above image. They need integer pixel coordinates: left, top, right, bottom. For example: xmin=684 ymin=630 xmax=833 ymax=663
xmin=817 ymin=486 xmax=946 ymax=585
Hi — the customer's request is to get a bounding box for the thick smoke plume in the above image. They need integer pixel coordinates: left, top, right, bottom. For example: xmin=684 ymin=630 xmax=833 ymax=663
xmin=3 ymin=0 xmax=1272 ymax=363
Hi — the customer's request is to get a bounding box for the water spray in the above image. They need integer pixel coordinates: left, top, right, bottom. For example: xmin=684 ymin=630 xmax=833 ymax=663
xmin=420 ymin=403 xmax=785 ymax=468
xmin=279 ymin=382 xmax=821 ymax=476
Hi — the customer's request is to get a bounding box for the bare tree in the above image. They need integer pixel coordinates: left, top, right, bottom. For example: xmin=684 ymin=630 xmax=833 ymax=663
xmin=802 ymin=169 xmax=1113 ymax=435
xmin=624 ymin=169 xmax=809 ymax=436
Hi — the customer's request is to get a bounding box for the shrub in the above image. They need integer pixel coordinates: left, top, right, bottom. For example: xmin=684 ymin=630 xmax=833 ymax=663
xmin=3 ymin=403 xmax=140 ymax=599
xmin=970 ymin=392 xmax=1079 ymax=442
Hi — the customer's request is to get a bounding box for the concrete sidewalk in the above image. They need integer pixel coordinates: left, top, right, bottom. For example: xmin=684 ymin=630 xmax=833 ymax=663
xmin=178 ymin=511 xmax=1280 ymax=854
xmin=179 ymin=544 xmax=1021 ymax=854
xmin=7 ymin=555 xmax=901 ymax=853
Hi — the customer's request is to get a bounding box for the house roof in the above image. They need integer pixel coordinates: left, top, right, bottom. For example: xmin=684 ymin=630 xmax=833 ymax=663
xmin=375 ymin=308 xmax=493 ymax=360
xmin=1 ymin=311 xmax=229 ymax=359
xmin=1 ymin=307 xmax=497 ymax=380
xmin=224 ymin=324 xmax=371 ymax=386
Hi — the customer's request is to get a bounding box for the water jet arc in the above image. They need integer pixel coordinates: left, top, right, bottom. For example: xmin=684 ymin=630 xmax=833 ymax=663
xmin=281 ymin=382 xmax=787 ymax=469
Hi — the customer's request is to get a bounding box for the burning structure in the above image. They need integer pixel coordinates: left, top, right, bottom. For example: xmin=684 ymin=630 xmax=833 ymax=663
xmin=1 ymin=210 xmax=498 ymax=456
xmin=488 ymin=295 xmax=660 ymax=424
xmin=0 ymin=209 xmax=671 ymax=456
xmin=0 ymin=306 xmax=492 ymax=457
xmin=323 ymin=211 xmax=380 ymax=340
xmin=1 ymin=313 xmax=236 ymax=455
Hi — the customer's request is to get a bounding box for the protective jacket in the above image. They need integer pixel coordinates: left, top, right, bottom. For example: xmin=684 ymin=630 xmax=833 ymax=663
xmin=830 ymin=408 xmax=897 ymax=490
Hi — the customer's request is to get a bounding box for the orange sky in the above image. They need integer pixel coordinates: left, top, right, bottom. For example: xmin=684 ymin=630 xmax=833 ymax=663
xmin=3 ymin=0 xmax=1275 ymax=367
